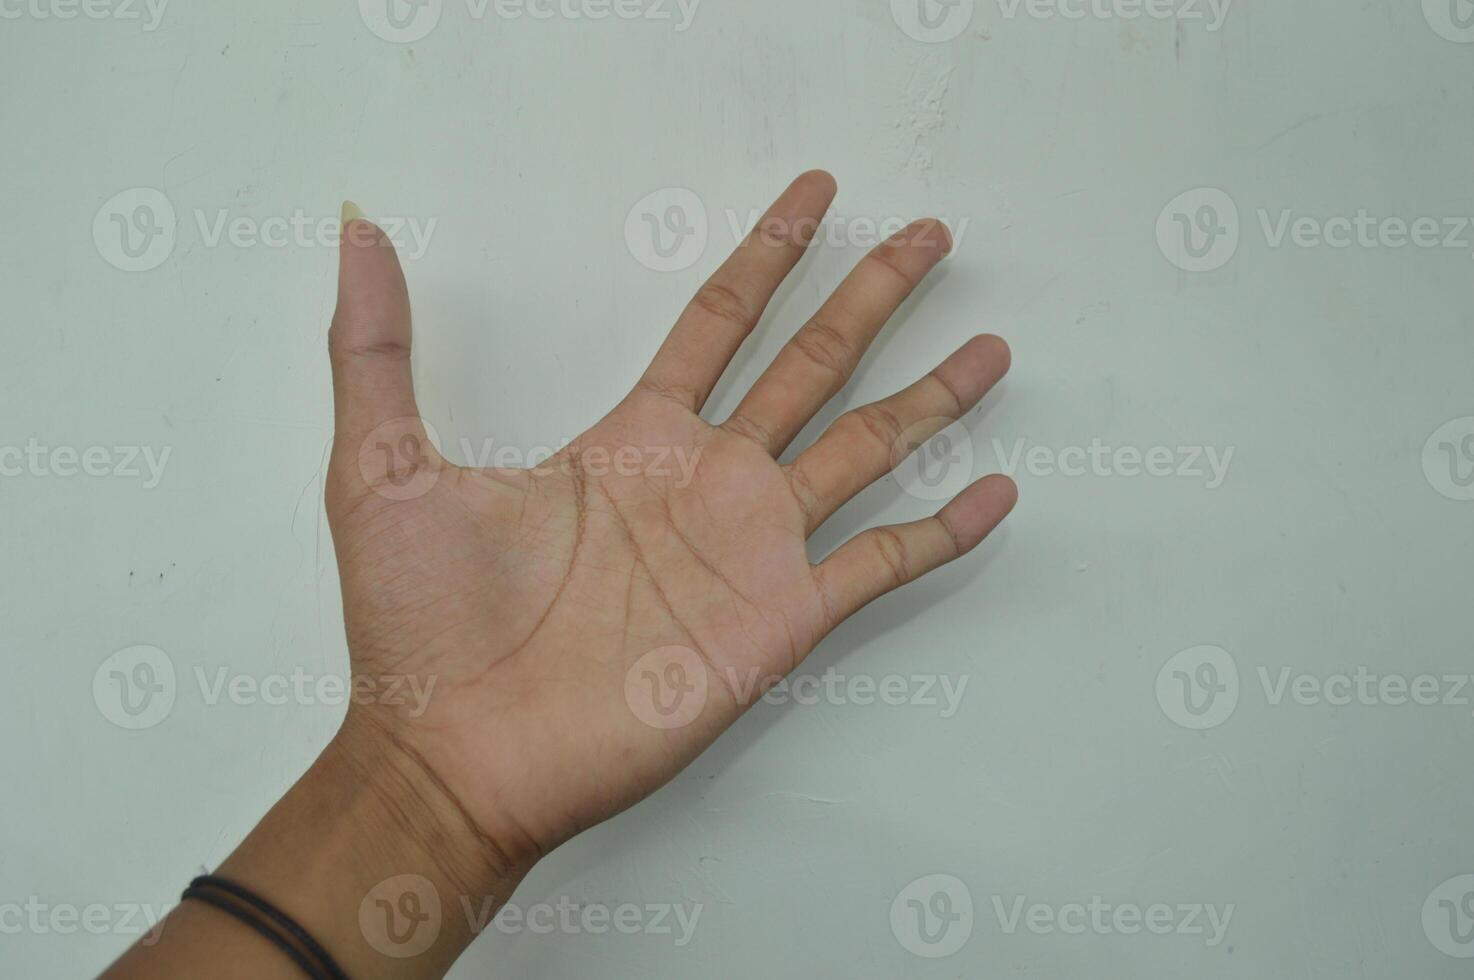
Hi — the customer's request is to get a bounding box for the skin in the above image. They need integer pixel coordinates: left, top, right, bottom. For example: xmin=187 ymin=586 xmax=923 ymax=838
xmin=103 ymin=171 xmax=1015 ymax=979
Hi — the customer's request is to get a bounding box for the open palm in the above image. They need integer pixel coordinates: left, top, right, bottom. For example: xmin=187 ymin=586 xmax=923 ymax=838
xmin=325 ymin=172 xmax=1015 ymax=880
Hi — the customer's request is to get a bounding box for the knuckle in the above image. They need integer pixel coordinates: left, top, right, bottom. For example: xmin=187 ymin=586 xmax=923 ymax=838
xmin=864 ymin=245 xmax=921 ymax=290
xmin=724 ymin=412 xmax=776 ymax=449
xmin=869 ymin=527 xmax=912 ymax=587
xmin=846 ymin=403 xmax=905 ymax=452
xmin=925 ymin=369 xmax=966 ymax=416
xmin=936 ymin=515 xmax=967 ymax=558
xmin=784 ymin=461 xmax=822 ymax=527
xmin=790 ymin=318 xmax=855 ymax=380
xmin=635 ymin=377 xmax=702 ymax=409
xmin=328 ymin=320 xmax=410 ymax=362
xmin=691 ymin=282 xmax=757 ymax=333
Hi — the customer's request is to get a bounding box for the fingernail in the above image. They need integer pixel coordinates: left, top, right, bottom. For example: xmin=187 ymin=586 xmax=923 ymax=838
xmin=934 ymin=220 xmax=954 ymax=256
xmin=341 ymin=199 xmax=365 ymax=224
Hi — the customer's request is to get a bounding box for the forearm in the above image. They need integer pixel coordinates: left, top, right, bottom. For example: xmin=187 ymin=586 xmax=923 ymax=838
xmin=102 ymin=717 xmax=530 ymax=980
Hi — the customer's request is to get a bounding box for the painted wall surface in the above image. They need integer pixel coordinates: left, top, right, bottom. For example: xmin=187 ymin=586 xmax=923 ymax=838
xmin=3 ymin=1 xmax=1473 ymax=976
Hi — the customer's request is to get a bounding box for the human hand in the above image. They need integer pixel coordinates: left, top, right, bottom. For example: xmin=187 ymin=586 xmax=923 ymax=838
xmin=325 ymin=171 xmax=1015 ymax=895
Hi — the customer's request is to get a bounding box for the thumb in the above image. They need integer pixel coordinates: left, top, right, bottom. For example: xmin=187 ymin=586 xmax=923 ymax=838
xmin=328 ymin=202 xmax=439 ymax=499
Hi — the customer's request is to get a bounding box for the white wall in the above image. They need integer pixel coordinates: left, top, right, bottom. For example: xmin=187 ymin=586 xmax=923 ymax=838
xmin=3 ymin=0 xmax=1473 ymax=975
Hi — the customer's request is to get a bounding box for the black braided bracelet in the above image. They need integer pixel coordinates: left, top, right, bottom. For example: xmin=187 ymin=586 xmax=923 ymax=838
xmin=179 ymin=887 xmax=329 ymax=980
xmin=181 ymin=875 xmax=350 ymax=980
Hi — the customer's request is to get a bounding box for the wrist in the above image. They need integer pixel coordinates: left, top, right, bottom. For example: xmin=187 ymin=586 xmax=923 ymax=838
xmin=207 ymin=717 xmax=532 ymax=977
xmin=330 ymin=709 xmax=538 ymax=897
